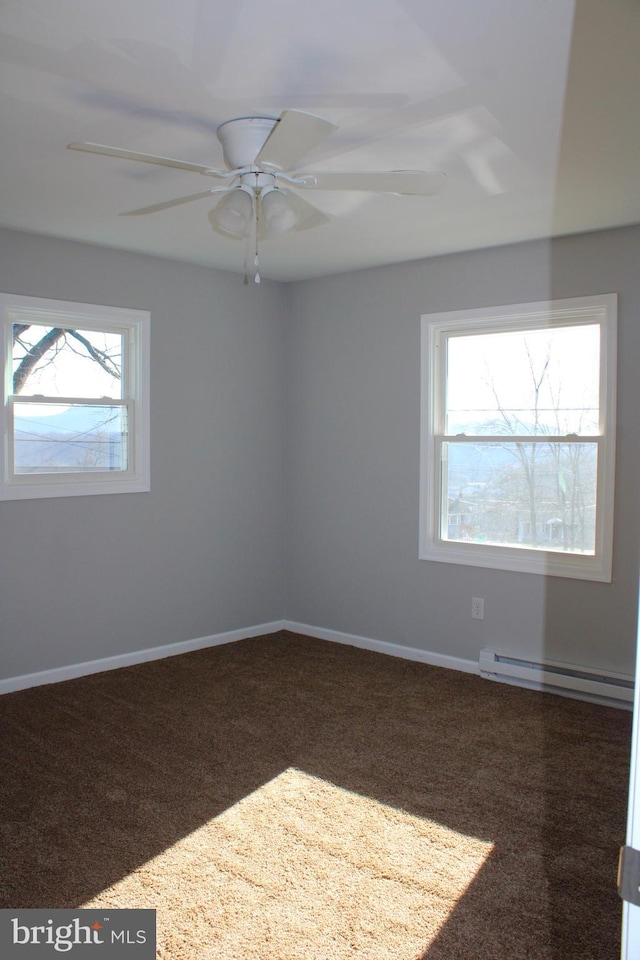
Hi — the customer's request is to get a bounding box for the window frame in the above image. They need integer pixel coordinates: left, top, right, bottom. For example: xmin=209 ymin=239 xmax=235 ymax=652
xmin=0 ymin=293 xmax=150 ymax=500
xmin=419 ymin=294 xmax=617 ymax=581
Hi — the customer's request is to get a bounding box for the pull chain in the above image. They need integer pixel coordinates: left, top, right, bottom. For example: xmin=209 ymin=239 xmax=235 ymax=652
xmin=242 ymin=184 xmax=258 ymax=285
xmin=241 ymin=180 xmax=262 ymax=286
xmin=254 ymin=186 xmax=261 ymax=284
xmin=242 ymin=233 xmax=250 ymax=285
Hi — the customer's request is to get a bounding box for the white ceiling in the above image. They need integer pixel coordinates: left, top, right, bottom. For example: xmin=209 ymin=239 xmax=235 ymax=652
xmin=1 ymin=0 xmax=639 ymax=282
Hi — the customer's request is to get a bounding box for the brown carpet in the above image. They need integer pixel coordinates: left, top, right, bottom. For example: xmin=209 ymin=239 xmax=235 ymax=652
xmin=0 ymin=631 xmax=632 ymax=958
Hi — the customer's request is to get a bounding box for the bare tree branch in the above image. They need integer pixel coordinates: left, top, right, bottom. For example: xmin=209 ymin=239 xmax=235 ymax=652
xmin=12 ymin=326 xmax=121 ymax=395
xmin=67 ymin=331 xmax=121 ymax=382
xmin=13 ymin=328 xmax=66 ymax=394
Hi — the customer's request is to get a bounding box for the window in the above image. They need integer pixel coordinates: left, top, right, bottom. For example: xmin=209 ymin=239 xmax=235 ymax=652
xmin=0 ymin=293 xmax=150 ymax=500
xmin=419 ymin=294 xmax=617 ymax=581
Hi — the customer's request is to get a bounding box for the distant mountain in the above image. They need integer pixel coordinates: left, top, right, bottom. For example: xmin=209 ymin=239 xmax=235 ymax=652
xmin=14 ymin=404 xmax=126 ymax=472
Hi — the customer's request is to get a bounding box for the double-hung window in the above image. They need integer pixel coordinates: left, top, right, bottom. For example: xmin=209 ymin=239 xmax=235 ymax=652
xmin=420 ymin=294 xmax=617 ymax=581
xmin=0 ymin=293 xmax=150 ymax=500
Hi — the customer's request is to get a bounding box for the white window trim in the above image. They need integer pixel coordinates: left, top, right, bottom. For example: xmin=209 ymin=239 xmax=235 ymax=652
xmin=0 ymin=293 xmax=150 ymax=500
xmin=419 ymin=294 xmax=617 ymax=582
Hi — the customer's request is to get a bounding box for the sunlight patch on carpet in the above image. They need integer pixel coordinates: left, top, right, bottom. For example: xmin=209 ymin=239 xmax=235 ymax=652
xmin=81 ymin=767 xmax=494 ymax=960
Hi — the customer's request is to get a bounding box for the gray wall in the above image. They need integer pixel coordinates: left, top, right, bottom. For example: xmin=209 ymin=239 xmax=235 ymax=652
xmin=286 ymin=225 xmax=640 ymax=675
xmin=2 ymin=223 xmax=639 ymax=684
xmin=0 ymin=229 xmax=287 ymax=679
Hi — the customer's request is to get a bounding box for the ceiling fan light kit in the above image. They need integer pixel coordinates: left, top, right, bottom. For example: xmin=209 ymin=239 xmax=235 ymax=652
xmin=209 ymin=185 xmax=254 ymax=238
xmin=68 ymin=109 xmax=446 ymax=283
xmin=260 ymin=187 xmax=299 ymax=235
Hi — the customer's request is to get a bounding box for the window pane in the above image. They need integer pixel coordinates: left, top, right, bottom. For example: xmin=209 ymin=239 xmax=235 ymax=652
xmin=446 ymin=325 xmax=600 ymax=436
xmin=12 ymin=325 xmax=123 ymax=399
xmin=13 ymin=403 xmax=128 ymax=474
xmin=443 ymin=441 xmax=597 ymax=554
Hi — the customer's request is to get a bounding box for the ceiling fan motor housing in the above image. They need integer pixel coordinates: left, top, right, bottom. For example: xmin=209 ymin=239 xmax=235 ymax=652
xmin=216 ymin=116 xmax=278 ymax=170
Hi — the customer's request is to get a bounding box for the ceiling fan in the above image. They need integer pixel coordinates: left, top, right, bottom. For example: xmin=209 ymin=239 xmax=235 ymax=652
xmin=68 ymin=109 xmax=446 ymax=283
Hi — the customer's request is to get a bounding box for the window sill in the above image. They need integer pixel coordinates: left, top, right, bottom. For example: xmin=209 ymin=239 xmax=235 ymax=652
xmin=419 ymin=539 xmax=612 ymax=582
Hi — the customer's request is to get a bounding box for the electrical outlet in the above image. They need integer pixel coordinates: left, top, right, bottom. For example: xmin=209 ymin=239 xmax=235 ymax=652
xmin=472 ymin=597 xmax=484 ymax=620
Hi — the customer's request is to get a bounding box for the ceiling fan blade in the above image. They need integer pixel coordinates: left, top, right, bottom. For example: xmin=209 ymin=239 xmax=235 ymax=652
xmin=282 ymin=191 xmax=331 ymax=233
xmin=248 ymin=93 xmax=409 ymax=111
xmin=297 ymin=170 xmax=447 ymax=196
xmin=255 ymin=110 xmax=338 ymax=171
xmin=120 ymin=188 xmax=231 ymax=217
xmin=67 ymin=142 xmax=227 ymax=177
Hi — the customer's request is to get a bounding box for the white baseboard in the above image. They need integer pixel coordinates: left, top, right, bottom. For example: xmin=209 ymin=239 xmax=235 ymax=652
xmin=3 ymin=617 xmax=626 ymax=709
xmin=284 ymin=620 xmax=478 ymax=676
xmin=1 ymin=620 xmax=476 ymax=697
xmin=0 ymin=620 xmax=286 ymax=696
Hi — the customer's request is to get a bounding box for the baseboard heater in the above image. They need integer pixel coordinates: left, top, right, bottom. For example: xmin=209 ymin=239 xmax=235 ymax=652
xmin=479 ymin=648 xmax=634 ymax=707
